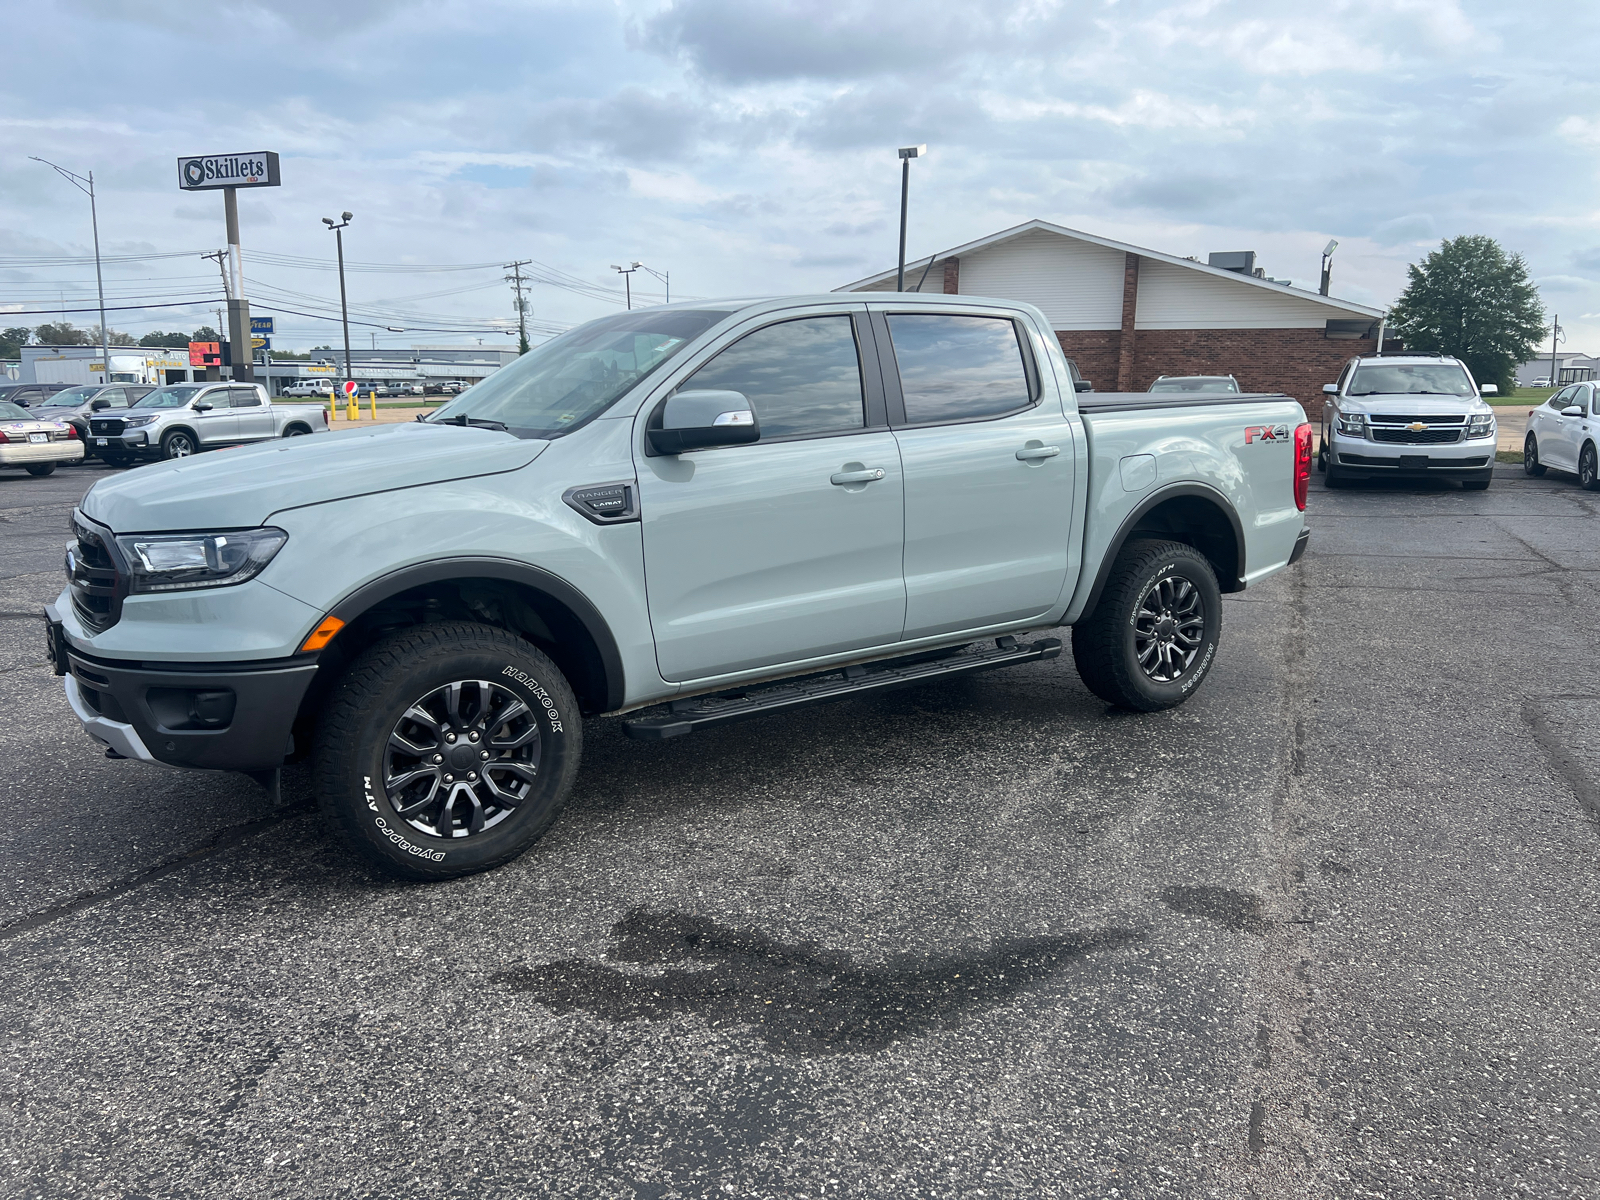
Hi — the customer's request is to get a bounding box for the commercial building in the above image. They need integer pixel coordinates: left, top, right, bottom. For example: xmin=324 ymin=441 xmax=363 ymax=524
xmin=258 ymin=346 xmax=519 ymax=396
xmin=1515 ymin=351 xmax=1595 ymax=387
xmin=20 ymin=345 xmax=197 ymax=386
xmin=838 ymin=220 xmax=1391 ymax=418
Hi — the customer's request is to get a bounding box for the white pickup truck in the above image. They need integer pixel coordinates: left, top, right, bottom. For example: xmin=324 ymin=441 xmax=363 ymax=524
xmin=50 ymin=294 xmax=1312 ymax=880
xmin=87 ymin=382 xmax=329 ymax=466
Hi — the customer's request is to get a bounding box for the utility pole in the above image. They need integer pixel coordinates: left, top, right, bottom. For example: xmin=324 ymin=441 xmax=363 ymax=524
xmin=1549 ymin=315 xmax=1563 ymax=388
xmin=611 ymin=263 xmax=639 ymax=309
xmin=31 ymin=158 xmax=109 ymax=383
xmin=505 ymin=259 xmax=532 ymax=353
xmin=895 ymin=145 xmax=926 ymax=292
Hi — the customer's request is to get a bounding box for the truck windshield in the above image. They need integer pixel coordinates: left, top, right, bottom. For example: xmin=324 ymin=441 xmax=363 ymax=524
xmin=1348 ymin=364 xmax=1474 ymax=396
xmin=425 ymin=309 xmax=727 ymax=439
xmin=132 ymin=386 xmax=203 ymax=409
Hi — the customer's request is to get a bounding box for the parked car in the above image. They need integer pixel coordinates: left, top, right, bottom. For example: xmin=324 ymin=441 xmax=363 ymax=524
xmin=1530 ymin=377 xmax=1551 ymax=388
xmin=1149 ymin=375 xmax=1241 ymax=394
xmin=1318 ymin=354 xmax=1497 ymax=490
xmin=48 ymin=294 xmax=1311 ymax=881
xmin=0 ymin=382 xmax=73 ymax=408
xmin=0 ymin=401 xmax=83 ymax=476
xmin=1524 ymin=381 xmax=1600 ymax=489
xmin=87 ymin=382 xmax=329 ymax=466
xmin=282 ymin=379 xmax=336 ymax=398
xmin=31 ymin=384 xmax=155 ymax=460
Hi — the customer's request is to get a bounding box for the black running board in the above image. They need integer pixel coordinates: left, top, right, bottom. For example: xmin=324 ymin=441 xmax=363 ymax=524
xmin=623 ymin=635 xmax=1062 ymax=741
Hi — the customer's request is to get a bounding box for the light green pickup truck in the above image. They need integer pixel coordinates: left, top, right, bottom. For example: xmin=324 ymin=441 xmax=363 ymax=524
xmin=48 ymin=294 xmax=1311 ymax=879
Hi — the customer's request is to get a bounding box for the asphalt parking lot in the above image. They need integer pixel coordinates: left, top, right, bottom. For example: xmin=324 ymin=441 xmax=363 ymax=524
xmin=2 ymin=460 xmax=1597 ymax=1199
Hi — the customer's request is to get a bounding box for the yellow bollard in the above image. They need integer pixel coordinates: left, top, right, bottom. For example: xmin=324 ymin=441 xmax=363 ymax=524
xmin=370 ymin=390 xmax=376 ymax=420
xmin=346 ymin=389 xmax=357 ymax=422
xmin=328 ymin=393 xmax=336 ymax=422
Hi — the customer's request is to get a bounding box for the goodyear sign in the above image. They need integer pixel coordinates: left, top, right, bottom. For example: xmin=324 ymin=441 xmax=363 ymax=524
xmin=177 ymin=152 xmax=281 ymax=191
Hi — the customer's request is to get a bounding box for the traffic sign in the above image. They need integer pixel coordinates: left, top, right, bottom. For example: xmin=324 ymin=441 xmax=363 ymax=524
xmin=251 ymin=337 xmax=271 ymax=351
xmin=250 ymin=317 xmax=274 ymax=335
xmin=342 ymin=380 xmax=358 ymax=396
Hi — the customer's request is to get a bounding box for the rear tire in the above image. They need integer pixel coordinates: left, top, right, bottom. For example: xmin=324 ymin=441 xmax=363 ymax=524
xmin=25 ymin=464 xmax=56 ymax=477
xmin=1581 ymin=443 xmax=1599 ymax=491
xmin=1524 ymin=434 xmax=1546 ymax=477
xmin=314 ymin=622 xmax=583 ymax=881
xmin=1071 ymin=539 xmax=1222 ymax=712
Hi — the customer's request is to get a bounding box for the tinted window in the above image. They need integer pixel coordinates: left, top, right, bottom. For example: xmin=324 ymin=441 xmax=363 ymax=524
xmin=886 ymin=314 xmax=1031 ymax=423
xmin=1550 ymin=387 xmax=1574 ymax=409
xmin=682 ymin=316 xmax=864 ymax=439
xmin=1348 ymin=363 xmax=1473 ymax=396
xmin=230 ymin=387 xmax=262 ymax=408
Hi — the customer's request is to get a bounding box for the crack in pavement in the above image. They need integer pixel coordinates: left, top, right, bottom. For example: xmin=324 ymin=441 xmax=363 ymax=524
xmin=1521 ymin=696 xmax=1600 ymax=831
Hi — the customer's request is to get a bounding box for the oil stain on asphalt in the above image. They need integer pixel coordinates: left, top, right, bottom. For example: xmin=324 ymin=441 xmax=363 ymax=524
xmin=494 ymin=907 xmax=1143 ymax=1055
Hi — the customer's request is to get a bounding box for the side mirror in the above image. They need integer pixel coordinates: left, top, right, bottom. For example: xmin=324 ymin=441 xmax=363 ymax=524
xmin=1074 ymin=379 xmax=1093 ymax=392
xmin=1480 ymin=383 xmax=1497 ymax=395
xmin=194 ymin=402 xmax=213 ymax=413
xmin=648 ymin=390 xmax=760 ymax=455
xmin=1562 ymin=405 xmax=1584 ymax=417
xmin=1322 ymin=383 xmax=1338 ymax=395
xmin=91 ymin=398 xmax=111 ymax=411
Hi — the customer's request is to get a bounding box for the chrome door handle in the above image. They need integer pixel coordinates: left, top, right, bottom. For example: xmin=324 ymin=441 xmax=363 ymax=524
xmin=831 ymin=467 xmax=886 ymax=485
xmin=1016 ymin=445 xmax=1061 ymax=461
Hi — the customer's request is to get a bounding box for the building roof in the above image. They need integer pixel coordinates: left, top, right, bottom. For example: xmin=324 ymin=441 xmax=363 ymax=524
xmin=835 ymin=218 xmax=1385 ymax=320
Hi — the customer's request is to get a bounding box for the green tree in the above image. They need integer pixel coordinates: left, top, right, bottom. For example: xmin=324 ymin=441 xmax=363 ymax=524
xmin=139 ymin=330 xmax=192 ymax=348
xmin=191 ymin=326 xmax=222 ymax=344
xmin=1387 ymin=235 xmax=1546 ymax=395
xmin=88 ymin=325 xmax=138 ymax=347
xmin=0 ymin=327 xmax=31 ymax=358
xmin=34 ymin=321 xmax=90 ymax=346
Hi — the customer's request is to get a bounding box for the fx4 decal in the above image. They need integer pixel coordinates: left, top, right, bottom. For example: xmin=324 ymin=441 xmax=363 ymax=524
xmin=1244 ymin=424 xmax=1291 ymax=444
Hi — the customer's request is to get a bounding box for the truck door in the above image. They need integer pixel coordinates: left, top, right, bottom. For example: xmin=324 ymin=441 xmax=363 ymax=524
xmin=875 ymin=309 xmax=1077 ymax=639
xmin=230 ymin=386 xmax=274 ymax=440
xmin=636 ymin=311 xmax=906 ymax=683
xmin=191 ymin=387 xmax=239 ymax=446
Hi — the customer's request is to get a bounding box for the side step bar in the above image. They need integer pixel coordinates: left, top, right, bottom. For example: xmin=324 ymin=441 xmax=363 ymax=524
xmin=623 ymin=635 xmax=1062 ymax=741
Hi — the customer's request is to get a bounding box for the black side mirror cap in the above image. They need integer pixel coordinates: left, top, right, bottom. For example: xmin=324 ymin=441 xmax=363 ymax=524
xmin=647 ymin=390 xmax=760 ymax=455
xmin=91 ymin=399 xmax=111 ymax=411
xmin=1074 ymin=379 xmax=1093 ymax=392
xmin=194 ymin=402 xmax=213 ymax=412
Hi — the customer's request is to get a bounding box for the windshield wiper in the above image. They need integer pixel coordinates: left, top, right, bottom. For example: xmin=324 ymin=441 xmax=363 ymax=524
xmin=422 ymin=413 xmax=509 ymax=431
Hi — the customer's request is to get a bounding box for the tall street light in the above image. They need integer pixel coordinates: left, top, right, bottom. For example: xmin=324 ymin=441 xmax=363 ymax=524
xmin=636 ymin=263 xmax=669 ymax=304
xmin=322 ymin=212 xmax=354 ymax=397
xmin=1320 ymin=239 xmax=1339 ymax=297
xmin=896 ymin=145 xmax=927 ymax=292
xmin=31 ymin=157 xmax=109 ymax=381
xmin=611 ymin=262 xmax=640 ymax=309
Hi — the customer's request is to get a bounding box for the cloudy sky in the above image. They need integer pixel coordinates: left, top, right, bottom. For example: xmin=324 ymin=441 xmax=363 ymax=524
xmin=2 ymin=0 xmax=1596 ymax=355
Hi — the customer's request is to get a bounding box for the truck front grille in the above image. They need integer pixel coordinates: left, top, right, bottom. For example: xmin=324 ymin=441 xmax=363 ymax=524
xmin=67 ymin=515 xmax=126 ymax=633
xmin=89 ymin=418 xmax=125 ymax=436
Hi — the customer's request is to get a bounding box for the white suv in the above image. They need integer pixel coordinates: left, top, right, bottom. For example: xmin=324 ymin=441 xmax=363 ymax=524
xmin=282 ymin=380 xmax=335 ymax=398
xmin=1317 ymin=354 xmax=1498 ymax=491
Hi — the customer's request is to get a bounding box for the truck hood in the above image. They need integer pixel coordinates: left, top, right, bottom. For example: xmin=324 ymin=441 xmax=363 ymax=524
xmin=80 ymin=422 xmax=548 ymax=533
xmin=1341 ymin=394 xmax=1493 ymax=417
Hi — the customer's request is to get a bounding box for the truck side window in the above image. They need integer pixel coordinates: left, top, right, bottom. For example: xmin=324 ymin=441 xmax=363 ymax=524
xmin=230 ymin=387 xmax=262 ymax=408
xmin=885 ymin=314 xmax=1032 ymax=424
xmin=682 ymin=316 xmax=864 ymax=439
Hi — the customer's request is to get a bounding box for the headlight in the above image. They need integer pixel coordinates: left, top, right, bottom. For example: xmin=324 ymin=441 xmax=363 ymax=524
xmin=1335 ymin=412 xmax=1366 ymax=438
xmin=1466 ymin=414 xmax=1495 ymax=439
xmin=123 ymin=414 xmax=157 ymax=427
xmin=114 ymin=528 xmax=287 ymax=593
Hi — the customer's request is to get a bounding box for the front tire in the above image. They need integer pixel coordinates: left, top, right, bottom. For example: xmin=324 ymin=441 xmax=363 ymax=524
xmin=25 ymin=464 xmax=56 ymax=477
xmin=1324 ymin=454 xmax=1352 ymax=488
xmin=1524 ymin=434 xmax=1546 ymax=476
xmin=161 ymin=430 xmax=196 ymax=460
xmin=1071 ymin=539 xmax=1223 ymax=712
xmin=314 ymin=622 xmax=583 ymax=880
xmin=1581 ymin=443 xmax=1600 ymax=491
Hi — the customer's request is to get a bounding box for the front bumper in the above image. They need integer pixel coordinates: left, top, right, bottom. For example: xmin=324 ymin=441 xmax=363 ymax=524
xmin=47 ymin=606 xmax=318 ymax=772
xmin=1331 ymin=432 xmax=1493 ymax=475
xmin=87 ymin=428 xmax=154 ymax=455
xmin=1 ymin=441 xmax=84 ymax=466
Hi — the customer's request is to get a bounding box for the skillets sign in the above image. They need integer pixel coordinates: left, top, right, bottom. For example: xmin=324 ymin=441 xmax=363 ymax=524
xmin=177 ymin=152 xmax=281 ymax=190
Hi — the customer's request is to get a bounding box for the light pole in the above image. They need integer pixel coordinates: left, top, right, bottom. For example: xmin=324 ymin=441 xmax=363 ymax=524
xmin=1549 ymin=315 xmax=1564 ymax=388
xmin=896 ymin=145 xmax=926 ymax=292
xmin=636 ymin=262 xmax=669 ymax=304
xmin=322 ymin=212 xmax=354 ymax=398
xmin=31 ymin=157 xmax=109 ymax=381
xmin=611 ymin=263 xmax=639 ymax=309
xmin=1320 ymin=238 xmax=1338 ymax=297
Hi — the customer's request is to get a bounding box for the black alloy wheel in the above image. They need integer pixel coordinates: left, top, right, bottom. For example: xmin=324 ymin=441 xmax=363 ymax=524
xmin=161 ymin=430 xmax=195 ymax=460
xmin=1133 ymin=573 xmax=1205 ymax=682
xmin=1524 ymin=433 xmax=1546 ymax=477
xmin=1581 ymin=443 xmax=1600 ymax=492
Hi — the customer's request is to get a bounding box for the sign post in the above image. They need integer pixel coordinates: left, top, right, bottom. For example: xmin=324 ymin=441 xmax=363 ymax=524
xmin=177 ymin=152 xmax=281 ymax=385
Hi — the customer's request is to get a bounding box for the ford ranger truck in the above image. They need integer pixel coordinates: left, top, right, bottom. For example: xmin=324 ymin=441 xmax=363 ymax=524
xmin=47 ymin=295 xmax=1312 ymax=880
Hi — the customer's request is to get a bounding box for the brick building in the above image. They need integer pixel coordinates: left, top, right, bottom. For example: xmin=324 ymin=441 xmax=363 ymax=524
xmin=838 ymin=220 xmax=1388 ymax=420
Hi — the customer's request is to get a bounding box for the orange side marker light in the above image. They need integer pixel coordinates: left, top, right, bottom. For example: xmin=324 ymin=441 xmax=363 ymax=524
xmin=300 ymin=615 xmax=345 ymax=652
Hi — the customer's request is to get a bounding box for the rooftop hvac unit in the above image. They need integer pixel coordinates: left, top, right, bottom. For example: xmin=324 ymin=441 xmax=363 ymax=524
xmin=1208 ymin=251 xmax=1256 ymax=274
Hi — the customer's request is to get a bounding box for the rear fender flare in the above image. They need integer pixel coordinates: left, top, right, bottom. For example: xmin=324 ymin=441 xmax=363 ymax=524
xmin=1076 ymin=483 xmax=1246 ymax=620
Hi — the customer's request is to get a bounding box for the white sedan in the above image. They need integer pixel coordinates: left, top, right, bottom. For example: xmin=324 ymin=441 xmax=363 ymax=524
xmin=1524 ymin=382 xmax=1600 ymax=489
xmin=0 ymin=401 xmax=84 ymax=477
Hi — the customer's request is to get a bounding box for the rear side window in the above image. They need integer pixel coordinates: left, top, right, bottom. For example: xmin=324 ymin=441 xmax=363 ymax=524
xmin=681 ymin=315 xmax=864 ymax=439
xmin=230 ymin=387 xmax=262 ymax=408
xmin=886 ymin=314 xmax=1032 ymax=423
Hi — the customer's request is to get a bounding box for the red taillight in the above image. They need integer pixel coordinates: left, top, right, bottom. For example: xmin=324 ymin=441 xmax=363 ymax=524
xmin=1293 ymin=422 xmax=1313 ymax=511
xmin=66 ymin=425 xmax=79 ymax=439
xmin=0 ymin=430 xmax=8 ymax=444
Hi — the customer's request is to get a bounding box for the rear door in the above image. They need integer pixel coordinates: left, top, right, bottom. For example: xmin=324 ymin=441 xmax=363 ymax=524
xmin=636 ymin=309 xmax=906 ymax=682
xmin=230 ymin=386 xmax=274 ymax=440
xmin=191 ymin=387 xmax=238 ymax=446
xmin=874 ymin=308 xmax=1077 ymax=639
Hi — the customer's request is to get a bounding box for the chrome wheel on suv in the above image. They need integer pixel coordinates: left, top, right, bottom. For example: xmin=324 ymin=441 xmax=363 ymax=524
xmin=384 ymin=679 xmax=541 ymax=839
